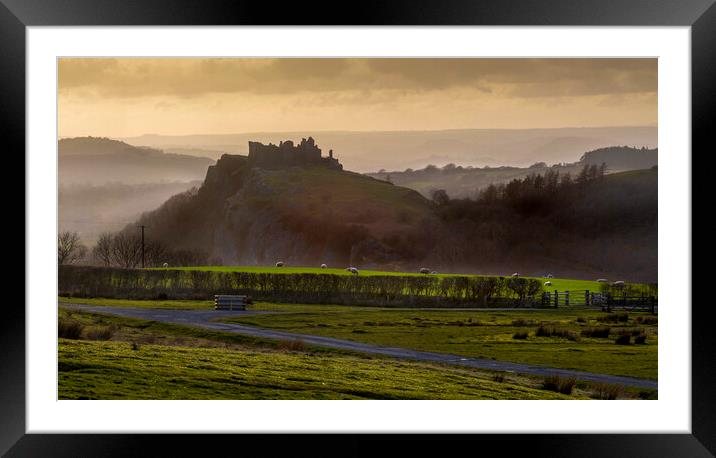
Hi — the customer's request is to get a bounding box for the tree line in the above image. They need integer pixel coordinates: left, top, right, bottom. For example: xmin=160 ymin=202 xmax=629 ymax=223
xmin=57 ymin=230 xmax=212 ymax=268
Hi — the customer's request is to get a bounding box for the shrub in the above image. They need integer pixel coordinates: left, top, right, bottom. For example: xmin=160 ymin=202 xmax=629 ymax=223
xmin=536 ymin=326 xmax=576 ymax=340
xmin=590 ymin=383 xmax=624 ymax=400
xmin=615 ymin=334 xmax=631 ymax=345
xmin=512 ymin=331 xmax=529 ymax=340
xmin=58 ymin=319 xmax=84 ymax=339
xmin=277 ymin=339 xmax=307 ymax=352
xmin=512 ymin=319 xmax=536 ymax=327
xmin=634 ymin=334 xmax=647 ymax=344
xmin=85 ymin=325 xmax=116 ymax=341
xmin=581 ymin=327 xmax=611 ymax=338
xmin=597 ymin=313 xmax=629 ymax=324
xmin=635 ymin=316 xmax=658 ymax=325
xmin=576 ymin=317 xmax=587 ymax=323
xmin=542 ymin=375 xmax=576 ymax=395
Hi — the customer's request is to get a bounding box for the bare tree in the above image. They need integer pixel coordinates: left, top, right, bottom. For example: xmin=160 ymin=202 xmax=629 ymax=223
xmin=92 ymin=232 xmax=114 ymax=266
xmin=110 ymin=232 xmax=142 ymax=268
xmin=58 ymin=231 xmax=87 ymax=265
xmin=144 ymin=240 xmax=169 ymax=267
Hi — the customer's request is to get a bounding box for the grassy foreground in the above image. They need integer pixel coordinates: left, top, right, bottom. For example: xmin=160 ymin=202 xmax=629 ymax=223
xmin=225 ymin=304 xmax=658 ymax=380
xmin=148 ymin=265 xmax=602 ymax=292
xmin=58 ymin=308 xmax=583 ymax=400
xmin=59 ymin=339 xmax=580 ymax=400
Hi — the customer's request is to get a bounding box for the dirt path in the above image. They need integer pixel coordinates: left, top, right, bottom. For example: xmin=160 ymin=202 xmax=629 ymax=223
xmin=61 ymin=303 xmax=658 ymax=390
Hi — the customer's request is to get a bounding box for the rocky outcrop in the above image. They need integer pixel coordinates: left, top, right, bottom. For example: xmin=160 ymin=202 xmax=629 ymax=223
xmin=135 ymin=142 xmax=436 ymax=268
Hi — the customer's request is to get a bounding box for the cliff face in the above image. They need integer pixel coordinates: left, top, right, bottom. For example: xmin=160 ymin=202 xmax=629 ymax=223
xmin=136 ymin=150 xmax=438 ymax=268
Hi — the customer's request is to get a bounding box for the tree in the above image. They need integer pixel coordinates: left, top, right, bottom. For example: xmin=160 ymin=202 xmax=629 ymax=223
xmin=430 ymin=189 xmax=450 ymax=206
xmin=92 ymin=232 xmax=114 ymax=266
xmin=58 ymin=231 xmax=87 ymax=265
xmin=145 ymin=240 xmax=169 ymax=267
xmin=111 ymin=232 xmax=142 ymax=268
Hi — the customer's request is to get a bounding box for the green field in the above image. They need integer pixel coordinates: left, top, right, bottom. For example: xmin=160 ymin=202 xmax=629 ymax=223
xmin=59 ymin=296 xmax=213 ymax=310
xmin=58 ymin=308 xmax=592 ymax=400
xmin=59 ymin=297 xmax=658 ymax=380
xmin=223 ymin=303 xmax=658 ymax=380
xmin=148 ymin=265 xmax=603 ymax=292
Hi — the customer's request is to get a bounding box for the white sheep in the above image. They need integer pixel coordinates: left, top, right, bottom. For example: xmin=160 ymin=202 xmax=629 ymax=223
xmin=275 ymin=261 xmax=284 ymax=267
xmin=512 ymin=272 xmax=520 ymax=277
xmin=431 ymin=271 xmax=438 ymax=275
xmin=613 ymin=280 xmax=625 ymax=286
xmin=162 ymin=262 xmax=168 ymax=268
xmin=544 ymin=281 xmax=552 ymax=286
xmin=546 ymin=273 xmax=553 ymax=278
xmin=596 ymin=278 xmax=608 ymax=282
xmin=320 ymin=263 xmax=327 ymax=269
xmin=348 ymin=267 xmax=359 ymax=275
xmin=419 ymin=267 xmax=430 ymax=274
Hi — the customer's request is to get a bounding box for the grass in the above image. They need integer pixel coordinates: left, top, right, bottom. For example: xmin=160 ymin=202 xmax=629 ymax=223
xmin=59 ymin=296 xmax=213 ymax=310
xmin=57 ymin=308 xmax=581 ymax=400
xmin=59 ymin=339 xmax=585 ymax=400
xmin=223 ymin=303 xmax=658 ymax=380
xmin=146 ymin=265 xmax=605 ymax=293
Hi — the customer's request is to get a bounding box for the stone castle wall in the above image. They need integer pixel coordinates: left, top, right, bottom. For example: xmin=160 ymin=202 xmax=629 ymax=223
xmin=247 ymin=137 xmax=342 ymax=170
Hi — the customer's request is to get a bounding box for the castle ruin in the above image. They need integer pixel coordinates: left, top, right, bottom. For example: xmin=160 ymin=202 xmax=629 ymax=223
xmin=247 ymin=137 xmax=342 ymax=170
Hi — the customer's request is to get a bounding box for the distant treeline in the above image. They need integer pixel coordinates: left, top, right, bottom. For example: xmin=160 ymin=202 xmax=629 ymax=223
xmin=59 ymin=266 xmax=545 ymax=308
xmin=426 ymin=166 xmax=657 ymax=281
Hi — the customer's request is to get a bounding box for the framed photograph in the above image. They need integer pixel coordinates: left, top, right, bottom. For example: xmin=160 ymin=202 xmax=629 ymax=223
xmin=5 ymin=0 xmax=713 ymax=454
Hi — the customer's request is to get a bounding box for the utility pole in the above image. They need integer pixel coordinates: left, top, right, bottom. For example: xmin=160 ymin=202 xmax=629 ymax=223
xmin=138 ymin=225 xmax=146 ymax=268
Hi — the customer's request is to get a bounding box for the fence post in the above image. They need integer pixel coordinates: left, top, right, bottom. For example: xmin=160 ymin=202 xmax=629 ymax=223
xmin=565 ymin=290 xmax=570 ymax=307
xmin=554 ymin=290 xmax=558 ymax=308
xmin=585 ymin=290 xmax=590 ymax=306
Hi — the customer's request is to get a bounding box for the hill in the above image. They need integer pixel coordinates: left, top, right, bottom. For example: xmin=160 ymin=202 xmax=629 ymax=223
xmin=133 ymin=143 xmax=438 ymax=268
xmin=368 ymin=145 xmax=657 ymax=199
xmin=579 ymin=146 xmax=657 ymax=171
xmin=59 ymin=137 xmax=214 ymax=185
xmin=427 ymin=168 xmax=657 ymax=282
xmin=120 ymin=139 xmax=655 ymax=281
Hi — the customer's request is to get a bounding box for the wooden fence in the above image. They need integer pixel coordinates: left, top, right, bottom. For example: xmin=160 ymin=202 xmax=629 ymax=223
xmin=541 ymin=290 xmax=657 ymax=313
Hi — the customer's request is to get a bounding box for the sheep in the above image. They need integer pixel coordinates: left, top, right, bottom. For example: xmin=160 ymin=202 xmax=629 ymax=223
xmin=275 ymin=261 xmax=284 ymax=267
xmin=348 ymin=267 xmax=359 ymax=275
xmin=613 ymin=280 xmax=625 ymax=286
xmin=546 ymin=273 xmax=554 ymax=278
xmin=162 ymin=262 xmax=168 ymax=268
xmin=431 ymin=271 xmax=438 ymax=275
xmin=544 ymin=281 xmax=552 ymax=286
xmin=320 ymin=263 xmax=327 ymax=269
xmin=596 ymin=278 xmax=608 ymax=283
xmin=419 ymin=267 xmax=430 ymax=274
xmin=512 ymin=272 xmax=520 ymax=277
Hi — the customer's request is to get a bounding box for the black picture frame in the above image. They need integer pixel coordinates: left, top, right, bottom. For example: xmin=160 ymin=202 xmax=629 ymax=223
xmin=3 ymin=0 xmax=713 ymax=455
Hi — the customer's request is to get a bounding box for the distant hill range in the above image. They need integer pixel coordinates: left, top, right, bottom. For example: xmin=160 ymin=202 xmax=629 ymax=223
xmin=368 ymin=145 xmax=658 ymax=199
xmin=59 ymin=137 xmax=214 ymax=185
xmin=120 ymin=126 xmax=656 ymax=173
xmin=579 ymin=146 xmax=657 ymax=171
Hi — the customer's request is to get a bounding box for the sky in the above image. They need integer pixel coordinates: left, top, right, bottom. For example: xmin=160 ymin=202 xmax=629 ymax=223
xmin=58 ymin=58 xmax=657 ymax=138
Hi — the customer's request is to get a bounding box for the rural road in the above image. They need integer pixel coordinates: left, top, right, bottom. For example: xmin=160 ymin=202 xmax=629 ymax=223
xmin=61 ymin=303 xmax=658 ymax=390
